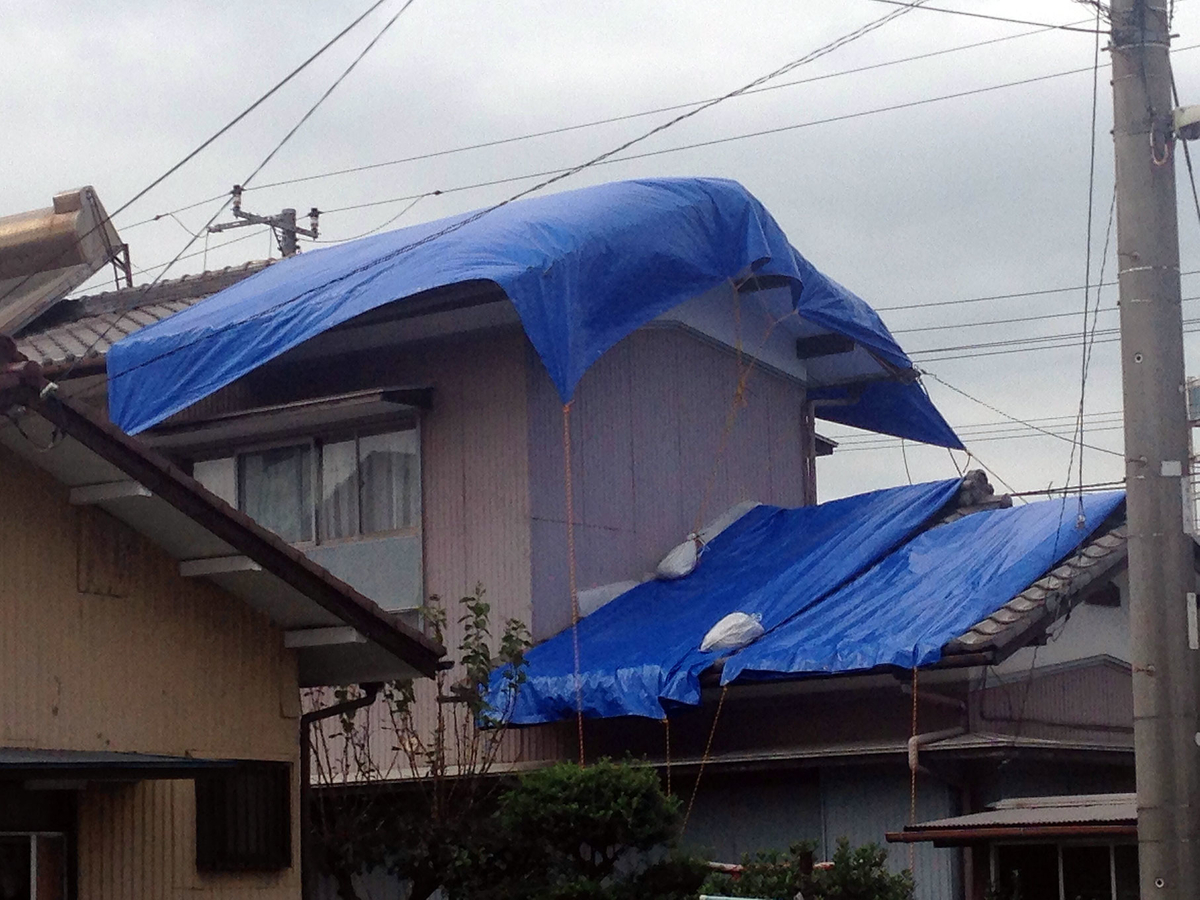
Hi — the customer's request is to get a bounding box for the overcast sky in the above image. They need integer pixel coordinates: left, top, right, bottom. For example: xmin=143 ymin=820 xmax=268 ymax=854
xmin=5 ymin=0 xmax=1199 ymax=503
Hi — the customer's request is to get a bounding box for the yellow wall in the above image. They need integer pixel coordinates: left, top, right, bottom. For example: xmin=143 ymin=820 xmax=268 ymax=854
xmin=0 ymin=445 xmax=301 ymax=899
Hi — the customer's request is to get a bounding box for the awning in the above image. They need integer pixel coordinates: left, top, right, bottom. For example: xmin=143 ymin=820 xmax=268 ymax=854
xmin=0 ymin=747 xmax=236 ymax=781
xmin=106 ymin=178 xmax=962 ymax=449
xmin=887 ymin=794 xmax=1137 ymax=845
xmin=488 ymin=482 xmax=1125 ymax=724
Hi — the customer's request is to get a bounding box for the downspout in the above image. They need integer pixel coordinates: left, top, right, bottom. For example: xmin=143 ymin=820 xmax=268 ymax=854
xmin=907 ymin=726 xmax=965 ymax=777
xmin=300 ymin=682 xmax=382 ymax=900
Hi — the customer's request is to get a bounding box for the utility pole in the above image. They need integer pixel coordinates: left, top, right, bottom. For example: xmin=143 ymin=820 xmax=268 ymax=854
xmin=1110 ymin=0 xmax=1200 ymax=894
xmin=208 ymin=185 xmax=319 ymax=257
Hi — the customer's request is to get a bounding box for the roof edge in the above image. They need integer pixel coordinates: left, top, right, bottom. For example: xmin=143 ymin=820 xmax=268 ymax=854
xmin=0 ymin=336 xmax=444 ymax=678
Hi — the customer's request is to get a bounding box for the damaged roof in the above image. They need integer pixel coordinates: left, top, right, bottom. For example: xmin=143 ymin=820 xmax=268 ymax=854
xmin=490 ymin=475 xmax=1129 ymax=724
xmin=16 ymin=260 xmax=271 ymax=371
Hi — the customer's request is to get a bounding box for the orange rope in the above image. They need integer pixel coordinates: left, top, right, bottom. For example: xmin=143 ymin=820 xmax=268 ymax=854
xmin=691 ymin=287 xmax=799 ymax=533
xmin=562 ymin=402 xmax=585 ymax=766
xmin=682 ymin=685 xmax=728 ymax=833
xmin=664 ymin=717 xmax=672 ymax=797
xmin=908 ymin=665 xmax=919 ymax=871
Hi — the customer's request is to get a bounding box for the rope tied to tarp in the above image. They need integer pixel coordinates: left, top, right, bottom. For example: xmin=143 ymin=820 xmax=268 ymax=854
xmin=562 ymin=401 xmax=585 ymax=767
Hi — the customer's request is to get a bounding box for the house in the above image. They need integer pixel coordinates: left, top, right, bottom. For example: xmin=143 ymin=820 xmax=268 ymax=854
xmin=0 ymin=331 xmax=442 ymax=900
xmin=9 ymin=175 xmax=1129 ymax=900
xmin=888 ymin=793 xmax=1139 ymax=900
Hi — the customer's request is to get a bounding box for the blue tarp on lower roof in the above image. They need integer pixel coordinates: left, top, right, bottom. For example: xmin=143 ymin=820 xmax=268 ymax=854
xmin=107 ymin=178 xmax=961 ymax=449
xmin=490 ymin=479 xmax=963 ymax=724
xmin=722 ymin=491 xmax=1126 ymax=683
xmin=488 ymin=483 xmax=1127 ymax=725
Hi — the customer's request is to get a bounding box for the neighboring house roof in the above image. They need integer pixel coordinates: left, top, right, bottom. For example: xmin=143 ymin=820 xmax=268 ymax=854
xmin=888 ymin=793 xmax=1137 ymax=844
xmin=945 ymin=525 xmax=1128 ymax=658
xmin=490 ymin=476 xmax=1128 ymax=724
xmin=16 ymin=260 xmax=271 ymax=371
xmin=0 ymin=187 xmax=125 ymax=335
xmin=0 ymin=747 xmax=236 ymax=780
xmin=0 ymin=336 xmax=443 ymax=685
xmin=100 ymin=177 xmax=962 ymax=448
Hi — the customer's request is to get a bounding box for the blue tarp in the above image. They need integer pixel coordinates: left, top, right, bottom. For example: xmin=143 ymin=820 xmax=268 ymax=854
xmin=491 ymin=479 xmax=964 ymax=724
xmin=108 ymin=177 xmax=961 ymax=448
xmin=722 ymin=490 xmax=1126 ymax=682
xmin=488 ymin=484 xmax=1126 ymax=725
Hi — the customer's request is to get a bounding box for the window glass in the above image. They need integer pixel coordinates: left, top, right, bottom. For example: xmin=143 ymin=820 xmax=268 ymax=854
xmin=319 ymin=439 xmax=360 ymax=541
xmin=1062 ymin=845 xmax=1113 ymax=900
xmin=194 ymin=457 xmax=236 ymax=507
xmin=994 ymin=844 xmax=1059 ymax=900
xmin=1113 ymin=845 xmax=1138 ymax=900
xmin=238 ymin=444 xmax=313 ymax=542
xmin=359 ymin=429 xmax=420 ymax=534
xmin=35 ymin=836 xmax=65 ymax=900
xmin=0 ymin=837 xmax=30 ymax=900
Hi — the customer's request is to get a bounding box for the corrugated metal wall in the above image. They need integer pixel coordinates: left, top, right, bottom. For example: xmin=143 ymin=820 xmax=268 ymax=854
xmin=0 ymin=445 xmax=301 ymax=900
xmin=681 ymin=764 xmax=959 ymax=900
xmin=971 ymin=658 xmax=1134 ymax=746
xmin=526 ymin=327 xmax=809 ymax=640
xmin=821 ymin=766 xmax=959 ymax=900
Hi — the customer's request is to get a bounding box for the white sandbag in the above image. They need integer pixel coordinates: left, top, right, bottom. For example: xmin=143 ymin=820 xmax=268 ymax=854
xmin=656 ymin=535 xmax=701 ymax=580
xmin=700 ymin=611 xmax=764 ymax=653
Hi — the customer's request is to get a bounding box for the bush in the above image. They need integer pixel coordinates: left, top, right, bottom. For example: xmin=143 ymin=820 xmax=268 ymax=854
xmin=703 ymin=837 xmax=914 ymax=900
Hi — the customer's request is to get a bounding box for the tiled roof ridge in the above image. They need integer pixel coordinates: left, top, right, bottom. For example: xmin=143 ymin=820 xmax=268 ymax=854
xmin=946 ymin=523 xmax=1128 ymax=656
xmin=23 ymin=259 xmax=272 ymax=331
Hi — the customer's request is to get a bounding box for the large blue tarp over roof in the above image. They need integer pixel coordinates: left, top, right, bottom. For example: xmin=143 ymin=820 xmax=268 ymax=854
xmin=107 ymin=177 xmax=962 ymax=448
xmin=487 ymin=483 xmax=1126 ymax=725
xmin=491 ymin=479 xmax=964 ymax=724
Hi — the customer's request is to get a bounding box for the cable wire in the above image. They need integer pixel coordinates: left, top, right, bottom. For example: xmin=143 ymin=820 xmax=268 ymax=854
xmin=0 ymin=0 xmax=394 ymax=310
xmin=61 ymin=0 xmax=419 ymax=381
xmin=924 ymin=372 xmax=1125 ymax=458
xmin=106 ymin=2 xmax=932 ymax=388
xmin=866 ymin=0 xmax=1105 ymax=33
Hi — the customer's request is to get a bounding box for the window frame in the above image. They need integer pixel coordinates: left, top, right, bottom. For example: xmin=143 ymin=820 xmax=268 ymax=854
xmin=193 ymin=415 xmax=422 ymax=548
xmin=194 ymin=762 xmax=293 ymax=874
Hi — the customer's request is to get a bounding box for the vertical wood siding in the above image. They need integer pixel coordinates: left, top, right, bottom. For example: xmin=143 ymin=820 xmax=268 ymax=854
xmin=0 ymin=446 xmax=301 ymax=899
xmin=527 ymin=327 xmax=808 ymax=640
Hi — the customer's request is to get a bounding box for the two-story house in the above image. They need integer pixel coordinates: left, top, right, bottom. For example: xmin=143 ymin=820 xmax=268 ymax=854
xmin=12 ymin=176 xmax=1144 ymax=900
xmin=0 ymin=335 xmax=442 ymax=900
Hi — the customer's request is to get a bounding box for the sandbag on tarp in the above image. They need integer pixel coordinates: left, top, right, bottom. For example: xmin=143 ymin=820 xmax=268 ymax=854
xmin=722 ymin=491 xmax=1126 ymax=682
xmin=486 ymin=478 xmax=962 ymax=724
xmin=107 ymin=177 xmax=960 ymax=449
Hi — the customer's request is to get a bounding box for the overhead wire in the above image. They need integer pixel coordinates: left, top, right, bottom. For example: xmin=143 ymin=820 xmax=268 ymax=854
xmin=0 ymin=0 xmax=395 ymax=310
xmin=60 ymin=0 xmax=421 ymax=381
xmin=124 ymin=12 xmax=1099 ymax=229
xmin=923 ymin=372 xmax=1125 ymax=458
xmin=1056 ymin=0 xmax=1107 ymax=556
xmin=121 ymin=21 xmax=1123 ymax=241
xmin=106 ymin=1 xmax=934 ymax=387
xmin=865 ymin=0 xmax=1105 ymax=33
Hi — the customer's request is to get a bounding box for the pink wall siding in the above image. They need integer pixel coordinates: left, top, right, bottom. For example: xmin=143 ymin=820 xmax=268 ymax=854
xmin=527 ymin=327 xmax=808 ymax=639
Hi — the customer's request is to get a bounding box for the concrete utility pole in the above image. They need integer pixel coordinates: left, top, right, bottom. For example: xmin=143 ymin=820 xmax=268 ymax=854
xmin=1110 ymin=1 xmax=1200 ymax=894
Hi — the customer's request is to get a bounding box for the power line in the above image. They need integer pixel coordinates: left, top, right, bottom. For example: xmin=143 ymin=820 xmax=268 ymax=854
xmin=865 ymin=0 xmax=1105 ymax=33
xmin=835 ymin=424 xmax=1125 ymax=451
xmin=65 ymin=0 xmax=420 ymax=380
xmin=0 ymin=0 xmax=394 ymax=310
xmin=126 ymin=15 xmax=1094 ymax=226
xmin=922 ymin=372 xmax=1126 ymax=458
xmin=107 ymin=2 xmax=932 ymax=387
xmin=316 ymin=60 xmax=1138 ymax=219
